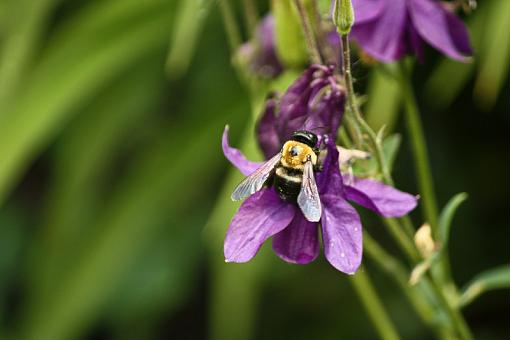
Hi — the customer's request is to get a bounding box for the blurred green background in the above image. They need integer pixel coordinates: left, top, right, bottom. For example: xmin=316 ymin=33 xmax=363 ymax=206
xmin=0 ymin=0 xmax=508 ymax=339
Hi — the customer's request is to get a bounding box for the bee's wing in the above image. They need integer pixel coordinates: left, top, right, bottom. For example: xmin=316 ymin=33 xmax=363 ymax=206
xmin=231 ymin=153 xmax=281 ymax=201
xmin=297 ymin=160 xmax=322 ymax=222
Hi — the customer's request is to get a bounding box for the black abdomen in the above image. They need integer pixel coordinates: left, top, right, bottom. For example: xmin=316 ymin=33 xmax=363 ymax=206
xmin=274 ymin=166 xmax=302 ymax=202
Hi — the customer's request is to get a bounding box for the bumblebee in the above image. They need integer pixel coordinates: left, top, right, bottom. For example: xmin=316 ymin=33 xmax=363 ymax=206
xmin=231 ymin=130 xmax=322 ymax=222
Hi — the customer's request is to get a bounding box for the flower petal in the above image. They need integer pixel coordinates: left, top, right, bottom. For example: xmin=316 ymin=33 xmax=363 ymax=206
xmin=224 ymin=188 xmax=296 ymax=263
xmin=352 ymin=0 xmax=386 ymax=23
xmin=350 ymin=0 xmax=408 ymax=62
xmin=409 ymin=0 xmax=472 ymax=61
xmin=257 ymin=94 xmax=282 ymax=158
xmin=321 ymin=196 xmax=363 ymax=274
xmin=272 ymin=213 xmax=319 ymax=264
xmin=222 ymin=126 xmax=263 ymax=176
xmin=344 ymin=178 xmax=418 ymax=217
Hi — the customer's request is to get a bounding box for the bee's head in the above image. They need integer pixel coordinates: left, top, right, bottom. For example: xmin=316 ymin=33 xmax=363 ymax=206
xmin=291 ymin=130 xmax=318 ymax=148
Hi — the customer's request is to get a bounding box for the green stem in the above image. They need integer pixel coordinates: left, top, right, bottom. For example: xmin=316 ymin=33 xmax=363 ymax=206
xmin=363 ymin=233 xmax=452 ymax=340
xmin=384 ymin=218 xmax=421 ymax=263
xmin=349 ymin=268 xmax=401 ymax=340
xmin=397 ymin=63 xmax=439 ymax=232
xmin=427 ymin=274 xmax=475 ymax=340
xmin=340 ymin=34 xmax=393 ymax=185
xmin=241 ymin=0 xmax=258 ymax=38
xmin=294 ymin=0 xmax=323 ymax=64
xmin=218 ymin=0 xmax=242 ymax=53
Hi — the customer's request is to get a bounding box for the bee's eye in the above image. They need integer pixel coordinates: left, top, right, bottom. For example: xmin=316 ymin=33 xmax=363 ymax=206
xmin=290 ymin=146 xmax=299 ymax=157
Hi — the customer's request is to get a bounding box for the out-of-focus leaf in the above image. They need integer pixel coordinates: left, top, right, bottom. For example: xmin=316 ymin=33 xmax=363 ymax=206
xmin=0 ymin=0 xmax=174 ymax=206
xmin=107 ymin=213 xmax=204 ymax=338
xmin=0 ymin=0 xmax=60 ymax=110
xmin=459 ymin=264 xmax=510 ymax=307
xmin=473 ymin=0 xmax=510 ymax=110
xmin=0 ymin=206 xmax=27 ymax=328
xmin=382 ymin=134 xmax=402 ymax=173
xmin=26 ymin=59 xmax=165 ymax=301
xmin=424 ymin=3 xmax=485 ymax=111
xmin=166 ymin=0 xmax=212 ymax=79
xmin=20 ymin=114 xmax=229 ymax=340
xmin=366 ymin=68 xmax=401 ymax=132
xmin=272 ymin=0 xmax=308 ymax=68
xmin=205 ymin=92 xmax=270 ymax=340
xmin=438 ymin=193 xmax=468 ymax=247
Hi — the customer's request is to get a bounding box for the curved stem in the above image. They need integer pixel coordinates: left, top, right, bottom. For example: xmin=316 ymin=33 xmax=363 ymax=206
xmin=349 ymin=268 xmax=401 ymax=340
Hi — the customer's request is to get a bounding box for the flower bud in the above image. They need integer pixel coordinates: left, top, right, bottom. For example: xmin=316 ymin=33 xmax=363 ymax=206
xmin=332 ymin=0 xmax=355 ymax=35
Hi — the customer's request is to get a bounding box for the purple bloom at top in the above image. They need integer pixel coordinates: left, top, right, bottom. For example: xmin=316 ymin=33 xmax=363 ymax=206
xmin=222 ymin=65 xmax=418 ymax=274
xmin=349 ymin=0 xmax=473 ymax=62
xmin=237 ymin=15 xmax=283 ymax=78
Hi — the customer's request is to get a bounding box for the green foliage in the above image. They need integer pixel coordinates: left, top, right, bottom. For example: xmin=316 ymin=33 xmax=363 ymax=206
xmin=272 ymin=0 xmax=308 ymax=68
xmin=460 ymin=264 xmax=510 ymax=307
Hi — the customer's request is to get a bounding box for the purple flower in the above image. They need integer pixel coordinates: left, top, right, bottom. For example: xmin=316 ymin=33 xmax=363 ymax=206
xmin=221 ymin=66 xmax=418 ymax=274
xmin=237 ymin=15 xmax=283 ymax=78
xmin=349 ymin=0 xmax=472 ymax=62
xmin=257 ymin=64 xmax=344 ymax=158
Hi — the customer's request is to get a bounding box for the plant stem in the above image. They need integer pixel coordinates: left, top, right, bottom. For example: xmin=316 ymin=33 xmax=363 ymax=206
xmin=218 ymin=0 xmax=242 ymax=53
xmin=384 ymin=218 xmax=421 ymax=263
xmin=294 ymin=0 xmax=323 ymax=64
xmin=427 ymin=274 xmax=475 ymax=340
xmin=241 ymin=0 xmax=258 ymax=38
xmin=349 ymin=268 xmax=401 ymax=340
xmin=396 ymin=63 xmax=439 ymax=233
xmin=340 ymin=34 xmax=393 ymax=185
xmin=363 ymin=233 xmax=453 ymax=339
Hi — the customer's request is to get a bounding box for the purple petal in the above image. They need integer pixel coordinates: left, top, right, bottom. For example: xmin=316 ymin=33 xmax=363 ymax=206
xmin=317 ymin=139 xmax=343 ymax=194
xmin=321 ymin=196 xmax=363 ymax=274
xmin=352 ymin=0 xmax=386 ymax=23
xmin=272 ymin=213 xmax=320 ymax=264
xmin=409 ymin=0 xmax=472 ymax=61
xmin=224 ymin=189 xmax=296 ymax=263
xmin=257 ymin=94 xmax=282 ymax=159
xmin=350 ymin=0 xmax=408 ymax=62
xmin=222 ymin=126 xmax=263 ymax=176
xmin=344 ymin=178 xmax=418 ymax=217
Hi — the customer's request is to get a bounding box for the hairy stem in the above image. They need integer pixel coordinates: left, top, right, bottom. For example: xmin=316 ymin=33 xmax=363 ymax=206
xmin=340 ymin=34 xmax=393 ymax=185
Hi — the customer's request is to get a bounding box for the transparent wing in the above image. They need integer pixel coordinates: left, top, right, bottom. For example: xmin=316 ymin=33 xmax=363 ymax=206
xmin=231 ymin=153 xmax=281 ymax=201
xmin=298 ymin=160 xmax=322 ymax=222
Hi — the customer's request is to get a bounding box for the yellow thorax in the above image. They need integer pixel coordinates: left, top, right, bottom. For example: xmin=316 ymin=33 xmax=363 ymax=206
xmin=280 ymin=140 xmax=317 ymax=170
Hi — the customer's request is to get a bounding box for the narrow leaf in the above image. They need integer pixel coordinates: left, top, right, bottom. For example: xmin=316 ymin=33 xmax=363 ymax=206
xmin=438 ymin=192 xmax=468 ymax=246
xmin=460 ymin=264 xmax=510 ymax=307
xmin=382 ymin=134 xmax=402 ymax=173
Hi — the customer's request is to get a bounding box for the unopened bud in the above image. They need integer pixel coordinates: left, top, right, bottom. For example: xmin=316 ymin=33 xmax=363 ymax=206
xmin=332 ymin=0 xmax=355 ymax=35
xmin=414 ymin=223 xmax=435 ymax=258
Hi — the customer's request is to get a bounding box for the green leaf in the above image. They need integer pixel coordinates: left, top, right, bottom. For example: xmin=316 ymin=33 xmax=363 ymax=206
xmin=382 ymin=134 xmax=402 ymax=173
xmin=438 ymin=193 xmax=468 ymax=247
xmin=165 ymin=0 xmax=212 ymax=79
xmin=366 ymin=68 xmax=402 ymax=133
xmin=0 ymin=0 xmax=174 ymax=206
xmin=474 ymin=0 xmax=510 ymax=110
xmin=272 ymin=0 xmax=308 ymax=68
xmin=459 ymin=264 xmax=510 ymax=307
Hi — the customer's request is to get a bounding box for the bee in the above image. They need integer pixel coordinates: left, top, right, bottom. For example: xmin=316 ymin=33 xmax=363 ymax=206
xmin=231 ymin=130 xmax=322 ymax=222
